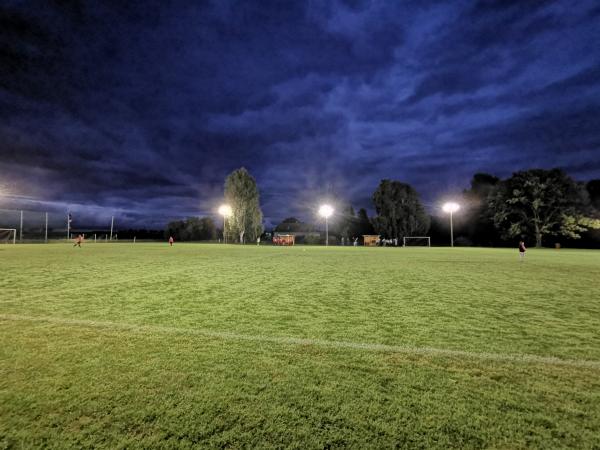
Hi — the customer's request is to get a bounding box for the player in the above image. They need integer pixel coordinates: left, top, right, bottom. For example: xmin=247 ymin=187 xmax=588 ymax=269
xmin=519 ymin=240 xmax=526 ymax=262
xmin=169 ymin=236 xmax=174 ymax=246
xmin=73 ymin=234 xmax=83 ymax=248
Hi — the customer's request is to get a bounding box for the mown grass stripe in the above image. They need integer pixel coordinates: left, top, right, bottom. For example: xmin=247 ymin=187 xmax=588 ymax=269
xmin=2 ymin=313 xmax=599 ymax=370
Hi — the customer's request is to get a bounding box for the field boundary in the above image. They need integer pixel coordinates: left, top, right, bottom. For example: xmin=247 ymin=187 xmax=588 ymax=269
xmin=2 ymin=313 xmax=599 ymax=370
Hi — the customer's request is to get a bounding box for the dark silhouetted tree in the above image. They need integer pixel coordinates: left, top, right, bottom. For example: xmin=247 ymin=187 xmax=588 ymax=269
xmin=165 ymin=217 xmax=217 ymax=241
xmin=587 ymin=179 xmax=600 ymax=211
xmin=462 ymin=173 xmax=500 ymax=246
xmin=371 ymin=180 xmax=430 ymax=239
xmin=274 ymin=217 xmax=315 ymax=233
xmin=490 ymin=169 xmax=594 ymax=247
xmin=355 ymin=208 xmax=375 ymax=237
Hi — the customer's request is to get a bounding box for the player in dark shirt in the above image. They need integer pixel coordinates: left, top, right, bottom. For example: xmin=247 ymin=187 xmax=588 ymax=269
xmin=519 ymin=240 xmax=526 ymax=261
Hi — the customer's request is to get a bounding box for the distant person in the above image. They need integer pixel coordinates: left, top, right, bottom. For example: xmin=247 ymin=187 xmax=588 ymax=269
xmin=353 ymin=237 xmax=358 ymax=247
xmin=73 ymin=234 xmax=83 ymax=248
xmin=257 ymin=237 xmax=261 ymax=246
xmin=169 ymin=236 xmax=174 ymax=247
xmin=519 ymin=240 xmax=526 ymax=262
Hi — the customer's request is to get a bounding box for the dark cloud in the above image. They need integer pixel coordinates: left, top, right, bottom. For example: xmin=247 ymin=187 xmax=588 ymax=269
xmin=0 ymin=0 xmax=599 ymax=227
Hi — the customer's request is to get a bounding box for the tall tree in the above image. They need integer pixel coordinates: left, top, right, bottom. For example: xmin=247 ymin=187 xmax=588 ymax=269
xmin=334 ymin=204 xmax=357 ymax=241
xmin=371 ymin=180 xmax=430 ymax=239
xmin=356 ymin=208 xmax=375 ymax=237
xmin=490 ymin=169 xmax=592 ymax=247
xmin=224 ymin=168 xmax=263 ymax=243
xmin=462 ymin=173 xmax=500 ymax=246
xmin=587 ymin=180 xmax=600 ymax=211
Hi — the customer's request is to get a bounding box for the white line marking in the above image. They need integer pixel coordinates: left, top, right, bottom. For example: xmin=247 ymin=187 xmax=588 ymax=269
xmin=1 ymin=313 xmax=599 ymax=370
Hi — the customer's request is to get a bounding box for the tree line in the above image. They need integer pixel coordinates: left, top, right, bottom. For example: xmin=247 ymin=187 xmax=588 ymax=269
xmin=352 ymin=169 xmax=599 ymax=247
xmin=165 ymin=167 xmax=600 ymax=247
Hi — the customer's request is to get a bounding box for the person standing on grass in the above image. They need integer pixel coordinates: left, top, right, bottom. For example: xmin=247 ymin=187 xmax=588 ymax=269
xmin=73 ymin=234 xmax=83 ymax=248
xmin=169 ymin=236 xmax=174 ymax=246
xmin=519 ymin=240 xmax=526 ymax=262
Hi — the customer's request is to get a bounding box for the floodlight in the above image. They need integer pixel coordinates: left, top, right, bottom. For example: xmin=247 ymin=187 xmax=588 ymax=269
xmin=318 ymin=204 xmax=334 ymax=218
xmin=318 ymin=204 xmax=334 ymax=246
xmin=442 ymin=201 xmax=460 ymax=247
xmin=442 ymin=202 xmax=460 ymax=213
xmin=218 ymin=204 xmax=232 ymax=217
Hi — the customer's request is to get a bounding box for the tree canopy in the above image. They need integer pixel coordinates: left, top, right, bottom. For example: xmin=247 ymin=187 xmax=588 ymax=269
xmin=224 ymin=168 xmax=264 ymax=243
xmin=371 ymin=180 xmax=430 ymax=239
xmin=165 ymin=217 xmax=217 ymax=241
xmin=274 ymin=217 xmax=315 ymax=233
xmin=490 ymin=169 xmax=593 ymax=247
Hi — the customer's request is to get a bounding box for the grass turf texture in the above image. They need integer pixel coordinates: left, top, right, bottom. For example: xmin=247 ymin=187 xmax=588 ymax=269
xmin=1 ymin=244 xmax=599 ymax=449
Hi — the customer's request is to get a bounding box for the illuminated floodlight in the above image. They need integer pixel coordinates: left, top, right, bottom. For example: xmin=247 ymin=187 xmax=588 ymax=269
xmin=318 ymin=204 xmax=334 ymax=246
xmin=318 ymin=204 xmax=334 ymax=218
xmin=442 ymin=202 xmax=460 ymax=213
xmin=442 ymin=201 xmax=460 ymax=247
xmin=218 ymin=204 xmax=232 ymax=217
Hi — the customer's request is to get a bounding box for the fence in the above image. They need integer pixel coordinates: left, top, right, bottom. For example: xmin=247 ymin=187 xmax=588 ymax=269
xmin=0 ymin=209 xmax=115 ymax=243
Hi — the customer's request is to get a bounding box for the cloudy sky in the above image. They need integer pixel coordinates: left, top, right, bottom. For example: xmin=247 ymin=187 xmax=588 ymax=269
xmin=1 ymin=0 xmax=599 ymax=227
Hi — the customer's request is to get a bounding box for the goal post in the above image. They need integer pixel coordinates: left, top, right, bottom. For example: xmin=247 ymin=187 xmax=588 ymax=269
xmin=0 ymin=228 xmax=17 ymax=244
xmin=403 ymin=236 xmax=430 ymax=247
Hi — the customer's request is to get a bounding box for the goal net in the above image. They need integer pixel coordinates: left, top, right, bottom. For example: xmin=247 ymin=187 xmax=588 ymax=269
xmin=0 ymin=228 xmax=16 ymax=244
xmin=403 ymin=236 xmax=430 ymax=247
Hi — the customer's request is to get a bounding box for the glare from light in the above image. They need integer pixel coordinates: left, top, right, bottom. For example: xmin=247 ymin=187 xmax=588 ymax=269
xmin=442 ymin=202 xmax=460 ymax=213
xmin=319 ymin=204 xmax=334 ymax=218
xmin=218 ymin=204 xmax=232 ymax=217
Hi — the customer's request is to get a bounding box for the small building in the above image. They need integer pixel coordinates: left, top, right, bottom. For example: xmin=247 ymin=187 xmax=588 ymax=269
xmin=363 ymin=235 xmax=380 ymax=247
xmin=273 ymin=234 xmax=295 ymax=246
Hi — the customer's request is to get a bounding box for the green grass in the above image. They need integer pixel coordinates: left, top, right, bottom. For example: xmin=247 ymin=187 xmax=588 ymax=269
xmin=1 ymin=243 xmax=599 ymax=449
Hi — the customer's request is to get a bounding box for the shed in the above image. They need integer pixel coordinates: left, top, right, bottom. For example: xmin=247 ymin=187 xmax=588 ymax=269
xmin=363 ymin=235 xmax=380 ymax=247
xmin=273 ymin=234 xmax=295 ymax=246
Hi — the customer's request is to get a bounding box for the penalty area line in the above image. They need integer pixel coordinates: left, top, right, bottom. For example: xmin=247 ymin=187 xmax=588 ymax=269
xmin=1 ymin=313 xmax=599 ymax=370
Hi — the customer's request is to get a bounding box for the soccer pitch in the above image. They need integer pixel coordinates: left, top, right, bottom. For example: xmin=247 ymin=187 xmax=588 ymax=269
xmin=1 ymin=244 xmax=599 ymax=448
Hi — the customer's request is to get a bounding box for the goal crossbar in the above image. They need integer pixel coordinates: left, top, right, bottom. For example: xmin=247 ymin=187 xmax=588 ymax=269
xmin=403 ymin=236 xmax=430 ymax=247
xmin=0 ymin=228 xmax=17 ymax=244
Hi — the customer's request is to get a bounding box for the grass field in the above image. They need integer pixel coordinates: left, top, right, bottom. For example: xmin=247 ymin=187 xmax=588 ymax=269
xmin=1 ymin=243 xmax=599 ymax=449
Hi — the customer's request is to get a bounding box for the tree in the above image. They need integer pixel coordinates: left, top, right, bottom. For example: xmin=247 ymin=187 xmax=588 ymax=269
xmin=275 ymin=217 xmax=315 ymax=233
xmin=355 ymin=208 xmax=375 ymax=237
xmin=490 ymin=169 xmax=591 ymax=247
xmin=462 ymin=173 xmax=501 ymax=246
xmin=165 ymin=217 xmax=217 ymax=241
xmin=224 ymin=167 xmax=263 ymax=243
xmin=334 ymin=204 xmax=357 ymax=241
xmin=371 ymin=180 xmax=430 ymax=239
xmin=587 ymin=180 xmax=600 ymax=211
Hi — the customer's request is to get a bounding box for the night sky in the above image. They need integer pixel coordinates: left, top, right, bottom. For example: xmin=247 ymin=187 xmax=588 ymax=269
xmin=1 ymin=0 xmax=600 ymax=227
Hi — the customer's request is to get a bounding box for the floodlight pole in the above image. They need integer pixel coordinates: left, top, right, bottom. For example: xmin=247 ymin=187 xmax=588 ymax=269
xmin=223 ymin=216 xmax=226 ymax=244
xmin=110 ymin=216 xmax=114 ymax=241
xmin=19 ymin=210 xmax=23 ymax=241
xmin=325 ymin=216 xmax=329 ymax=246
xmin=45 ymin=212 xmax=48 ymax=243
xmin=67 ymin=212 xmax=70 ymax=240
xmin=449 ymin=210 xmax=454 ymax=247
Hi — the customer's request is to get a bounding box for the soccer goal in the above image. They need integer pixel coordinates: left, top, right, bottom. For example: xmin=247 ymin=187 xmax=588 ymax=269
xmin=0 ymin=228 xmax=17 ymax=244
xmin=403 ymin=236 xmax=430 ymax=247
